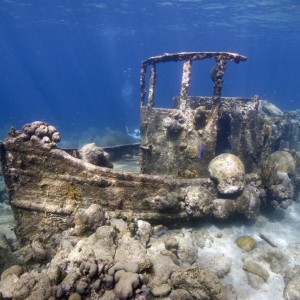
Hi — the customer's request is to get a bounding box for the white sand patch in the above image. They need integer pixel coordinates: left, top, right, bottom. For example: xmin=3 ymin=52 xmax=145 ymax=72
xmin=189 ymin=196 xmax=300 ymax=299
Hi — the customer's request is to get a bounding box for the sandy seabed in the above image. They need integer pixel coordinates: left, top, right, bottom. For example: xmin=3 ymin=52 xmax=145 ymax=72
xmin=191 ymin=194 xmax=300 ymax=300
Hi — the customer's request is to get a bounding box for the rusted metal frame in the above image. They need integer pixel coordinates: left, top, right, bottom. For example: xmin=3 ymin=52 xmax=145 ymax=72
xmin=179 ymin=59 xmax=192 ymax=111
xmin=212 ymin=55 xmax=228 ymax=104
xmin=147 ymin=63 xmax=157 ymax=108
xmin=142 ymin=52 xmax=247 ymax=66
xmin=140 ymin=52 xmax=247 ymax=108
xmin=140 ymin=63 xmax=147 ymax=106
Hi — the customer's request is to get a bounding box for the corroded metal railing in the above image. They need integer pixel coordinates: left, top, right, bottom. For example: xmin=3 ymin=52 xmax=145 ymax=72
xmin=140 ymin=52 xmax=247 ymax=108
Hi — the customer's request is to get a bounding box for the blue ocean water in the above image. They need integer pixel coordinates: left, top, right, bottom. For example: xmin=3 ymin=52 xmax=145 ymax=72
xmin=0 ymin=0 xmax=299 ymax=143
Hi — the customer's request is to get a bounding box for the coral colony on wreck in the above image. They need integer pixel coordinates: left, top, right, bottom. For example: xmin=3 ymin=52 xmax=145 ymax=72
xmin=0 ymin=52 xmax=299 ymax=299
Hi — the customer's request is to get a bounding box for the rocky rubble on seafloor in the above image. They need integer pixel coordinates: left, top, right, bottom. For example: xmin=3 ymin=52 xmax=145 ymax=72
xmin=0 ymin=207 xmax=229 ymax=300
xmin=1 ymin=203 xmax=300 ymax=299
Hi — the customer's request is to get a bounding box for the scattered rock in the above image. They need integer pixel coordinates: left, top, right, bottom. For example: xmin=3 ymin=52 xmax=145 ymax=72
xmin=191 ymin=228 xmax=212 ymax=249
xmin=101 ymin=289 xmax=118 ymax=300
xmin=262 ymin=151 xmax=296 ymax=208
xmin=246 ymin=272 xmax=265 ymax=290
xmin=31 ymin=240 xmax=47 ymax=261
xmin=75 ymin=277 xmax=89 ymax=294
xmin=114 ymin=232 xmax=151 ymax=272
xmin=147 ymin=251 xmax=179 ymax=286
xmin=235 ymin=236 xmax=256 ymax=251
xmin=47 ymin=265 xmax=62 ymax=285
xmin=164 ymin=237 xmax=179 ymax=251
xmin=160 ymin=249 xmax=180 ymax=265
xmin=0 ymin=233 xmax=15 ymax=273
xmin=0 ymin=265 xmax=23 ymax=298
xmin=171 ymin=267 xmax=226 ymax=300
xmin=265 ymin=248 xmax=288 ymax=274
xmin=176 ymin=229 xmax=198 ymax=265
xmin=136 ymin=220 xmax=152 ymax=247
xmin=73 ymin=204 xmax=106 ymax=236
xmin=79 ymin=259 xmax=99 ymax=281
xmin=109 ymin=218 xmax=128 ymax=233
xmin=265 ymin=151 xmax=296 ymax=176
xmin=108 ymin=261 xmax=139 ymax=276
xmin=57 ymin=272 xmax=79 ymax=297
xmin=68 ymin=226 xmax=117 ymax=262
xmin=13 ymin=270 xmax=52 ymax=300
xmin=169 ymin=288 xmax=194 ymax=300
xmin=79 ymin=143 xmax=113 ymax=168
xmin=19 ymin=121 xmax=60 ymax=148
xmin=212 ymin=198 xmax=236 ymax=219
xmin=148 ymin=192 xmax=181 ymax=212
xmin=259 ymin=100 xmax=283 ymax=116
xmin=194 ymin=253 xmax=232 ymax=278
xmin=184 ymin=185 xmax=214 ymax=217
xmin=208 ymin=153 xmax=245 ymax=195
xmin=151 ymin=283 xmax=171 ymax=297
xmin=284 ymin=265 xmax=300 ymax=300
xmin=235 ymin=185 xmax=261 ymax=219
xmin=223 ymin=284 xmax=238 ymax=300
xmin=114 ymin=269 xmax=140 ymax=300
xmin=68 ymin=292 xmax=82 ymax=300
xmin=0 ymin=265 xmax=23 ymax=280
xmin=243 ymin=260 xmax=269 ymax=282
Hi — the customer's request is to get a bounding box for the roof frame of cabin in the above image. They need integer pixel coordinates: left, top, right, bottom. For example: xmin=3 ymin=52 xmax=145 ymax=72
xmin=140 ymin=51 xmax=247 ymax=109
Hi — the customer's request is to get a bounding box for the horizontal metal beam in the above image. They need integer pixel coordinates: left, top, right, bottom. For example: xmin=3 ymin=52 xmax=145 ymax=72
xmin=142 ymin=51 xmax=247 ymax=66
xmin=140 ymin=52 xmax=247 ymax=107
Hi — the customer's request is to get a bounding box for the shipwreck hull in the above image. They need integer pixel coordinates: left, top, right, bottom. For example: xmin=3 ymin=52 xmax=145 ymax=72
xmin=0 ymin=138 xmax=216 ymax=243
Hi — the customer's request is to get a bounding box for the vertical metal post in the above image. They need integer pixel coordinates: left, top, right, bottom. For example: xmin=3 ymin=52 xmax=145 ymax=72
xmin=147 ymin=63 xmax=156 ymax=108
xmin=212 ymin=56 xmax=227 ymax=104
xmin=140 ymin=64 xmax=147 ymax=106
xmin=179 ymin=59 xmax=192 ymax=111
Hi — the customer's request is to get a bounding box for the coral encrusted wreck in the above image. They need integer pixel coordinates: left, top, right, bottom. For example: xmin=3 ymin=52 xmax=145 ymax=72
xmin=0 ymin=52 xmax=300 ymax=299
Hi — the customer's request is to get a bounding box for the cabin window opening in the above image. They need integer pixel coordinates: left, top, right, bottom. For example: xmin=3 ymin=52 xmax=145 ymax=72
xmin=216 ymin=114 xmax=231 ymax=155
xmin=148 ymin=62 xmax=182 ymax=109
xmin=188 ymin=59 xmax=216 ymax=97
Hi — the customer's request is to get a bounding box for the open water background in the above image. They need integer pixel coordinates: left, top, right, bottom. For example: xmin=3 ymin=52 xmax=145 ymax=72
xmin=0 ymin=0 xmax=299 ymax=143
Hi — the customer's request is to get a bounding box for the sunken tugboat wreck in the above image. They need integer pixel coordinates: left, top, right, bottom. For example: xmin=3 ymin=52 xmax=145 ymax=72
xmin=0 ymin=52 xmax=299 ymax=299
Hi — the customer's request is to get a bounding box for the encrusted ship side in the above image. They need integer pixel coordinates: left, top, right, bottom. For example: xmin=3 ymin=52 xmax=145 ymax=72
xmin=0 ymin=133 xmax=213 ymax=242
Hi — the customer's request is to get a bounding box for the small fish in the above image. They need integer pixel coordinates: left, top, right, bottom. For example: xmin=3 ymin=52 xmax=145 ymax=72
xmin=153 ymin=228 xmax=167 ymax=237
xmin=198 ymin=143 xmax=204 ymax=159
